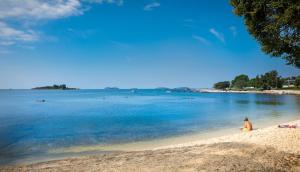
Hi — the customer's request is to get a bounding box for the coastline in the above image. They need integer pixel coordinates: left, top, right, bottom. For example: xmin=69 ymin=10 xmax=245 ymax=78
xmin=1 ymin=118 xmax=300 ymax=171
xmin=154 ymin=119 xmax=300 ymax=153
xmin=198 ymin=89 xmax=300 ymax=95
xmin=48 ymin=114 xmax=300 ymax=153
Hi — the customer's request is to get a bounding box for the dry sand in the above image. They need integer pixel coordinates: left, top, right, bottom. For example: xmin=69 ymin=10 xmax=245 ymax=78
xmin=1 ymin=120 xmax=300 ymax=172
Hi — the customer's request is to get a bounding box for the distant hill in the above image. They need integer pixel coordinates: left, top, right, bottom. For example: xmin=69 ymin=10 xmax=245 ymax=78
xmin=172 ymin=87 xmax=196 ymax=92
xmin=155 ymin=87 xmax=196 ymax=93
xmin=104 ymin=87 xmax=120 ymax=90
xmin=32 ymin=84 xmax=78 ymax=90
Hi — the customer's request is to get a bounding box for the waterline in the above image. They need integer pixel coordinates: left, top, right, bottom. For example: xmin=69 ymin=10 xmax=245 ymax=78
xmin=49 ymin=113 xmax=299 ymax=153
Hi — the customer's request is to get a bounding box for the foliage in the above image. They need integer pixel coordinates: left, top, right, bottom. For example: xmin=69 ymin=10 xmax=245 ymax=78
xmin=261 ymin=70 xmax=282 ymax=89
xmin=295 ymin=76 xmax=300 ymax=87
xmin=231 ymin=74 xmax=249 ymax=89
xmin=248 ymin=75 xmax=262 ymax=88
xmin=214 ymin=81 xmax=231 ymax=90
xmin=33 ymin=84 xmax=76 ymax=90
xmin=230 ymin=0 xmax=300 ymax=68
xmin=214 ymin=70 xmax=298 ymax=90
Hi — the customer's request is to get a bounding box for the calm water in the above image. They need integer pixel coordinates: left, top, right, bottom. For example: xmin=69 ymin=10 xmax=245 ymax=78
xmin=0 ymin=89 xmax=300 ymax=164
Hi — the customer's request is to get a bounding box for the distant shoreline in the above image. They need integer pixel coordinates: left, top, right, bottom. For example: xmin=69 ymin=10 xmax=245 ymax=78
xmin=2 ymin=88 xmax=300 ymax=95
xmin=32 ymin=88 xmax=78 ymax=90
xmin=32 ymin=84 xmax=78 ymax=90
xmin=198 ymin=89 xmax=300 ymax=95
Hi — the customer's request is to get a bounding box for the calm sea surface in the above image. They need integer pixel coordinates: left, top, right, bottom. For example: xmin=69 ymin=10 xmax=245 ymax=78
xmin=0 ymin=89 xmax=300 ymax=164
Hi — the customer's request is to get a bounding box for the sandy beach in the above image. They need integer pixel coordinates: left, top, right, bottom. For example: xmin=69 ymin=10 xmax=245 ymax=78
xmin=1 ymin=120 xmax=299 ymax=172
xmin=1 ymin=0 xmax=299 ymax=171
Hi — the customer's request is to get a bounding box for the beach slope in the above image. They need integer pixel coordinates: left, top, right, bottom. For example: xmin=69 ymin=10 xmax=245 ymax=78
xmin=1 ymin=121 xmax=300 ymax=172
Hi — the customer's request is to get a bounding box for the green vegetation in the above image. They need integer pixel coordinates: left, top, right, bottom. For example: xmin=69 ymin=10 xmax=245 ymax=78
xmin=248 ymin=70 xmax=284 ymax=90
xmin=280 ymin=76 xmax=300 ymax=89
xmin=231 ymin=74 xmax=249 ymax=89
xmin=214 ymin=70 xmax=300 ymax=90
xmin=296 ymin=77 xmax=300 ymax=87
xmin=230 ymin=0 xmax=300 ymax=68
xmin=214 ymin=81 xmax=231 ymax=90
xmin=32 ymin=84 xmax=77 ymax=90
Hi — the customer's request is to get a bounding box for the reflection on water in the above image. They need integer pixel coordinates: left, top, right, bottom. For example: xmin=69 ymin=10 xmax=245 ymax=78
xmin=255 ymin=101 xmax=284 ymax=105
xmin=0 ymin=89 xmax=299 ymax=165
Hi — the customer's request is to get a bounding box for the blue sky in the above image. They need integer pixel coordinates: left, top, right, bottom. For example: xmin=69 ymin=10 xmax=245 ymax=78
xmin=0 ymin=0 xmax=299 ymax=89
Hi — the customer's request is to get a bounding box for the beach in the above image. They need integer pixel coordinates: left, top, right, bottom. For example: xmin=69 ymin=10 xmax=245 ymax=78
xmin=1 ymin=119 xmax=299 ymax=172
xmin=1 ymin=0 xmax=299 ymax=171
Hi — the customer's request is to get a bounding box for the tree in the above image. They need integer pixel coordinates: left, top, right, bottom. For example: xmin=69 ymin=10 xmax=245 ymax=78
xmin=230 ymin=0 xmax=300 ymax=68
xmin=231 ymin=74 xmax=249 ymax=89
xmin=214 ymin=81 xmax=230 ymax=90
xmin=260 ymin=74 xmax=270 ymax=90
xmin=248 ymin=75 xmax=264 ymax=89
xmin=277 ymin=77 xmax=284 ymax=88
xmin=258 ymin=70 xmax=283 ymax=89
xmin=295 ymin=76 xmax=300 ymax=87
xmin=248 ymin=78 xmax=257 ymax=87
xmin=60 ymin=84 xmax=67 ymax=89
xmin=255 ymin=75 xmax=263 ymax=88
xmin=264 ymin=70 xmax=279 ymax=88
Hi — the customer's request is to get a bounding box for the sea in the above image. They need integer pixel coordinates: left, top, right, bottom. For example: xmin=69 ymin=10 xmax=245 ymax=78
xmin=0 ymin=89 xmax=299 ymax=164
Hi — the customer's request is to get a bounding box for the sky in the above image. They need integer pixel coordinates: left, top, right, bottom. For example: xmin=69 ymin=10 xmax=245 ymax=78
xmin=0 ymin=0 xmax=299 ymax=89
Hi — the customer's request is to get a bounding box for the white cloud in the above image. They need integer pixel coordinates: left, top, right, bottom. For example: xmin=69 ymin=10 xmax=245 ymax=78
xmin=0 ymin=0 xmax=124 ymax=20
xmin=0 ymin=0 xmax=123 ymax=47
xmin=209 ymin=28 xmax=225 ymax=43
xmin=144 ymin=2 xmax=160 ymax=11
xmin=0 ymin=0 xmax=82 ymax=47
xmin=192 ymin=35 xmax=210 ymax=45
xmin=0 ymin=0 xmax=82 ymax=20
xmin=0 ymin=22 xmax=38 ymax=42
xmin=229 ymin=26 xmax=237 ymax=37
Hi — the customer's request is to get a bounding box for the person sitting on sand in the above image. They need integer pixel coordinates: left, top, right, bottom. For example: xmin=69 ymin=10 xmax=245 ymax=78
xmin=241 ymin=117 xmax=253 ymax=132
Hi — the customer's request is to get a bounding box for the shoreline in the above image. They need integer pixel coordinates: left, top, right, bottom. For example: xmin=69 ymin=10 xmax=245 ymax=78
xmin=198 ymin=89 xmax=300 ymax=95
xmin=1 ymin=118 xmax=300 ymax=171
xmin=2 ymin=88 xmax=300 ymax=96
xmin=154 ymin=119 xmax=300 ymax=153
xmin=48 ymin=114 xmax=300 ymax=154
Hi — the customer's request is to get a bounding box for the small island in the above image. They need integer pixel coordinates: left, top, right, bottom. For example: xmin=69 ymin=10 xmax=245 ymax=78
xmin=155 ymin=87 xmax=196 ymax=93
xmin=104 ymin=87 xmax=120 ymax=90
xmin=32 ymin=84 xmax=78 ymax=90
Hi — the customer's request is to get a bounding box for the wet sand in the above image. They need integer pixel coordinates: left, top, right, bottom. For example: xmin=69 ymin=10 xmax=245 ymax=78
xmin=1 ymin=120 xmax=300 ymax=172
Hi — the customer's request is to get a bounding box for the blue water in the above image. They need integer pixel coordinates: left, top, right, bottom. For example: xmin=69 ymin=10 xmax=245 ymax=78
xmin=0 ymin=89 xmax=300 ymax=164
